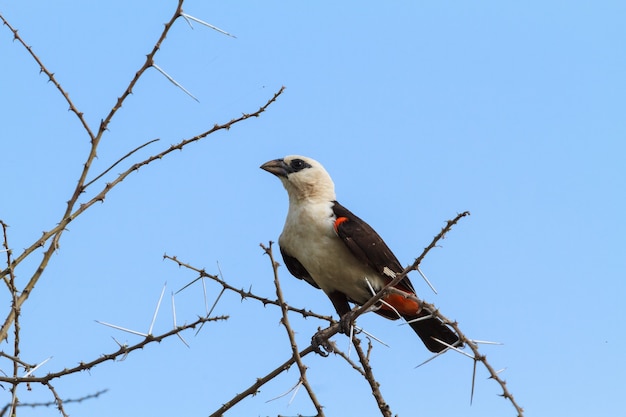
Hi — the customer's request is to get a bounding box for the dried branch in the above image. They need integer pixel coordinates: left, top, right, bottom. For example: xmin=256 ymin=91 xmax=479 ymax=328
xmin=426 ymin=304 xmax=524 ymax=416
xmin=1 ymin=221 xmax=19 ymax=416
xmin=0 ymin=314 xmax=227 ymax=385
xmin=0 ymin=0 xmax=190 ymax=341
xmin=0 ymin=13 xmax=95 ymax=140
xmin=42 ymin=381 xmax=69 ymax=417
xmin=84 ymin=138 xmax=160 ymax=188
xmin=262 ymin=242 xmax=325 ymax=416
xmin=352 ymin=211 xmax=470 ymax=322
xmin=0 ymin=85 xmax=285 ymax=342
xmin=165 ymin=249 xmax=331 ymax=322
xmin=207 ymin=324 xmax=345 ymax=417
xmin=351 ymin=336 xmax=391 ymax=417
xmin=0 ymin=389 xmax=107 ymax=417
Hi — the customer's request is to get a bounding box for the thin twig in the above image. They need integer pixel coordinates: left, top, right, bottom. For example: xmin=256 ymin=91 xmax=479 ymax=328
xmin=165 ymin=248 xmax=331 ymax=322
xmin=0 ymin=0 xmax=187 ymax=343
xmin=0 ymin=314 xmax=227 ymax=385
xmin=0 ymin=389 xmax=108 ymax=416
xmin=207 ymin=322 xmax=343 ymax=417
xmin=351 ymin=336 xmax=391 ymax=417
xmin=0 ymin=13 xmax=95 ymax=140
xmin=84 ymin=138 xmax=160 ymax=188
xmin=351 ymin=211 xmax=470 ymax=323
xmin=262 ymin=242 xmax=325 ymax=416
xmin=0 ymin=86 xmax=285 ymax=342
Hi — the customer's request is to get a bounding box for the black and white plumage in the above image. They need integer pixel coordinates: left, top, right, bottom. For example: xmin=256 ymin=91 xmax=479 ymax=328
xmin=261 ymin=155 xmax=459 ymax=352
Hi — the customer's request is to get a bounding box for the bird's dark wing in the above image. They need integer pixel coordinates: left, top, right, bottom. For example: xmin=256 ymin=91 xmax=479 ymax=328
xmin=331 ymin=201 xmax=415 ymax=294
xmin=279 ymin=246 xmax=320 ymax=289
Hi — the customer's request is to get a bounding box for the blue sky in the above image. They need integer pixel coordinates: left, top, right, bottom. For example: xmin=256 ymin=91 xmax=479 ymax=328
xmin=1 ymin=1 xmax=625 ymax=416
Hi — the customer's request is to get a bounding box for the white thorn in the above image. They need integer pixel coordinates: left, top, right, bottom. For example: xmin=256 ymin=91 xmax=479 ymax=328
xmin=288 ymin=380 xmax=303 ymax=405
xmin=265 ymin=379 xmax=302 ymax=403
xmin=152 ymin=64 xmax=199 ymax=102
xmin=180 ymin=13 xmax=237 ymax=38
xmin=23 ymin=357 xmax=52 ymax=377
xmin=404 ymin=314 xmax=434 ymax=324
xmin=348 ymin=324 xmax=354 ymax=357
xmin=432 ymin=337 xmax=473 ymax=358
xmin=95 ymin=320 xmax=147 ymax=337
xmin=171 ymin=292 xmax=177 ymax=328
xmin=417 ymin=266 xmax=438 ymax=294
xmin=148 ymin=282 xmax=167 ymax=335
xmin=364 ymin=277 xmax=401 ymax=318
xmin=181 ymin=13 xmax=194 ymax=29
xmin=415 ymin=350 xmax=447 ymax=368
xmin=176 ymin=332 xmax=190 ymax=348
xmin=354 ymin=325 xmax=390 ymax=348
xmin=471 ymin=339 xmax=504 ymax=345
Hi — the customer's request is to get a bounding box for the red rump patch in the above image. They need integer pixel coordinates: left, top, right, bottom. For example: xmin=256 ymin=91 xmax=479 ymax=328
xmin=333 ymin=216 xmax=349 ymax=233
xmin=380 ymin=293 xmax=420 ymax=316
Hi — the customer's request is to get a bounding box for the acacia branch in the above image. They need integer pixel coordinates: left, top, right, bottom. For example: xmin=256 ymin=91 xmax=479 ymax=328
xmin=0 ymin=389 xmax=108 ymax=416
xmin=208 ymin=322 xmax=343 ymax=417
xmin=165 ymin=247 xmax=330 ymax=323
xmin=0 ymin=13 xmax=95 ymax=140
xmin=426 ymin=303 xmax=524 ymax=416
xmin=351 ymin=336 xmax=391 ymax=417
xmin=0 ymin=0 xmax=187 ymax=342
xmin=262 ymin=242 xmax=325 ymax=416
xmin=352 ymin=211 xmax=470 ymax=321
xmin=0 ymin=86 xmax=285 ymax=342
xmin=0 ymin=314 xmax=227 ymax=385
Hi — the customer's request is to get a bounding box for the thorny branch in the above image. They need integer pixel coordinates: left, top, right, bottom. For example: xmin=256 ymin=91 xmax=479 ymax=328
xmin=1 ymin=0 xmax=284 ymax=414
xmin=0 ymin=85 xmax=284 ymax=342
xmin=262 ymin=242 xmax=325 ymax=417
xmin=352 ymin=211 xmax=471 ymax=322
xmin=351 ymin=337 xmax=391 ymax=417
xmin=2 ymin=1 xmax=523 ymax=415
xmin=0 ymin=14 xmax=95 ymax=140
xmin=202 ymin=212 xmax=522 ymax=416
xmin=165 ymin=253 xmax=332 ymax=323
xmin=0 ymin=390 xmax=108 ymax=417
xmin=0 ymin=0 xmax=187 ymax=342
xmin=0 ymin=315 xmax=227 ymax=385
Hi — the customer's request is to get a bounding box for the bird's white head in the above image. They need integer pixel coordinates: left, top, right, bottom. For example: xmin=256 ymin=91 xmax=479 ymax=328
xmin=260 ymin=155 xmax=336 ymax=203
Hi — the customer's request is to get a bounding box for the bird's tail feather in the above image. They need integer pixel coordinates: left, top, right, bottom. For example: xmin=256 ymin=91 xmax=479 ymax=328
xmin=404 ymin=312 xmax=461 ymax=353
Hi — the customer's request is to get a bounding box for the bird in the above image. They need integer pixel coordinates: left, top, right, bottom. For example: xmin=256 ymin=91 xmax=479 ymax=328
xmin=260 ymin=155 xmax=460 ymax=353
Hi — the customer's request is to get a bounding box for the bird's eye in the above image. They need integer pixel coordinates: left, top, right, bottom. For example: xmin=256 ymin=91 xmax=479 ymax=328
xmin=290 ymin=159 xmax=309 ymax=172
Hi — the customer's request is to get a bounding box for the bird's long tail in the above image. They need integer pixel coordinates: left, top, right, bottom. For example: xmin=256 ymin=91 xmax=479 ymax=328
xmin=404 ymin=312 xmax=461 ymax=353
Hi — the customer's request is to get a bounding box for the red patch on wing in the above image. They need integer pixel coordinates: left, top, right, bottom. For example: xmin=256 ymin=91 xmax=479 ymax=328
xmin=380 ymin=293 xmax=420 ymax=316
xmin=333 ymin=216 xmax=349 ymax=233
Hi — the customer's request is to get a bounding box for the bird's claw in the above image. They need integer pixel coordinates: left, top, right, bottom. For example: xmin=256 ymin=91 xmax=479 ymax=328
xmin=311 ymin=329 xmax=334 ymax=356
xmin=339 ymin=311 xmax=356 ymax=335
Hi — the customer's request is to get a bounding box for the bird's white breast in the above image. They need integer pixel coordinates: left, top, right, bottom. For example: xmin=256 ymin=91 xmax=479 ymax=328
xmin=279 ymin=200 xmax=384 ymax=304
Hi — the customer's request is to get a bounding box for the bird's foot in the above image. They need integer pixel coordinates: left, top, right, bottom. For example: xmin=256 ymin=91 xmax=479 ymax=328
xmin=311 ymin=328 xmax=335 ymax=356
xmin=339 ymin=311 xmax=356 ymax=336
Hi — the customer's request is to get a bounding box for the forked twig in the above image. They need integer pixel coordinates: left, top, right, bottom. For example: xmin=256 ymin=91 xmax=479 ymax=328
xmin=262 ymin=242 xmax=325 ymax=416
xmin=0 ymin=314 xmax=227 ymax=385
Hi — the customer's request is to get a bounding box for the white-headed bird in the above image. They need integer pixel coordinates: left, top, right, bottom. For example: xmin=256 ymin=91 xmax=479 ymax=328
xmin=261 ymin=155 xmax=459 ymax=352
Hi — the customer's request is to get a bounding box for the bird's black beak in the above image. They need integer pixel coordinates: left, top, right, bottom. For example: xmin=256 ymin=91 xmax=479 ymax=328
xmin=260 ymin=158 xmax=289 ymax=178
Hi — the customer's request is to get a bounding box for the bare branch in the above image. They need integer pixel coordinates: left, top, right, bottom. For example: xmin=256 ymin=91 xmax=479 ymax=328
xmin=0 ymin=13 xmax=95 ymax=140
xmin=84 ymin=138 xmax=160 ymax=188
xmin=165 ymin=249 xmax=331 ymax=322
xmin=0 ymin=314 xmax=227 ymax=385
xmin=262 ymin=242 xmax=325 ymax=416
xmin=351 ymin=336 xmax=391 ymax=417
xmin=0 ymin=86 xmax=285 ymax=342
